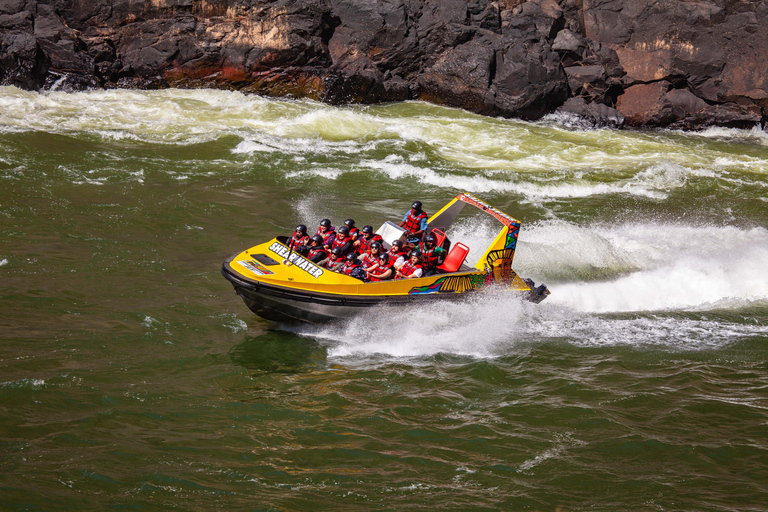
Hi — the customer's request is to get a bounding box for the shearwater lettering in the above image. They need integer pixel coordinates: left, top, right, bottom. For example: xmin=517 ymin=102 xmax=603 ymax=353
xmin=268 ymin=242 xmax=324 ymax=279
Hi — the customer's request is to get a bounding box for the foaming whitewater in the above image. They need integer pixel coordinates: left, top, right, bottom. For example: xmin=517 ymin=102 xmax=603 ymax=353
xmin=293 ymin=218 xmax=768 ymax=357
xmin=3 ymin=87 xmax=768 ymax=191
xmin=689 ymin=125 xmax=768 ymax=145
xmin=527 ymin=307 xmax=768 ymax=350
xmin=297 ymin=286 xmax=768 ymax=357
xmin=302 ymin=288 xmax=538 ymax=359
xmin=519 ymin=221 xmax=768 ymax=313
xmin=4 ymin=87 xmax=768 ymax=355
xmin=355 ymin=157 xmax=699 ymax=198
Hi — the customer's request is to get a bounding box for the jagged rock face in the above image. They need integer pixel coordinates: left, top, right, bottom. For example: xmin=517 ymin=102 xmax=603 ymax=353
xmin=1 ymin=0 xmax=766 ymax=130
xmin=583 ymin=0 xmax=768 ymax=129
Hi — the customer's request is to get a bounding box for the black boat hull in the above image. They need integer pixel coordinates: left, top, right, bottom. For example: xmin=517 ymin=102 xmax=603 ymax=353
xmin=221 ymin=264 xmax=473 ymax=324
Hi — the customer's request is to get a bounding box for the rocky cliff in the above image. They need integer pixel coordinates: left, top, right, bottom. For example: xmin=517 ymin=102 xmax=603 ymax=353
xmin=2 ymin=0 xmax=767 ymax=130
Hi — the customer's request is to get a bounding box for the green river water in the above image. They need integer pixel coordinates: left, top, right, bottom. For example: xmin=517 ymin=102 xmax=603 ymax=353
xmin=1 ymin=86 xmax=767 ymax=511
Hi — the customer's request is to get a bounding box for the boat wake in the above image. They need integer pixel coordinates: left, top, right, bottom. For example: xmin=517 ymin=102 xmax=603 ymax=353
xmin=298 ymin=288 xmax=539 ymax=358
xmin=521 ymin=220 xmax=768 ymax=313
xmin=299 ymin=295 xmax=768 ymax=359
xmin=293 ymin=219 xmax=768 ymax=358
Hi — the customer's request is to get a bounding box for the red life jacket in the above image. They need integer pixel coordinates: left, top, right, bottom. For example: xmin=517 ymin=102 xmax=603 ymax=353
xmin=361 ymin=253 xmax=379 ymax=269
xmin=348 ymin=227 xmax=360 ymax=240
xmin=418 ymin=242 xmax=442 ymax=269
xmin=341 ymin=261 xmax=361 ymax=275
xmin=290 ymin=233 xmax=310 ymax=249
xmin=317 ymin=228 xmax=336 ymax=245
xmin=368 ymin=262 xmax=393 ymax=282
xmin=324 ymin=254 xmax=343 ymax=269
xmin=358 ymin=234 xmax=383 ymax=254
xmin=307 ymin=245 xmax=328 ymax=260
xmin=331 ymin=235 xmax=353 ymax=253
xmin=389 ymin=248 xmax=409 ymax=266
xmin=402 ymin=209 xmax=428 ymax=235
xmin=397 ymin=260 xmax=423 ymax=279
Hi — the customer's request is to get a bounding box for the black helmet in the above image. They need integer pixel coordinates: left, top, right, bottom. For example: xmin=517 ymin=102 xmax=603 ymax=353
xmin=411 ymin=200 xmax=422 ymax=212
xmin=320 ymin=219 xmax=332 ymax=229
xmin=311 ymin=235 xmax=323 ymax=245
xmin=361 ymin=225 xmax=373 ymax=235
xmin=411 ymin=249 xmax=422 ymax=259
xmin=338 ymin=226 xmax=350 ymax=236
xmin=370 ymin=241 xmax=382 ymax=252
xmin=345 ymin=252 xmax=357 ymax=262
xmin=344 ymin=219 xmax=356 ymax=228
xmin=391 ymin=239 xmax=403 ymax=248
xmin=424 ymin=234 xmax=436 ymax=245
xmin=331 ymin=246 xmax=343 ymax=257
xmin=295 ymin=224 xmax=307 ymax=235
xmin=378 ymin=253 xmax=389 ymax=264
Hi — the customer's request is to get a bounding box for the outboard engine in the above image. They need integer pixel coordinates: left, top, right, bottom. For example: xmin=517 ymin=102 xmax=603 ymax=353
xmin=522 ymin=278 xmax=551 ymax=304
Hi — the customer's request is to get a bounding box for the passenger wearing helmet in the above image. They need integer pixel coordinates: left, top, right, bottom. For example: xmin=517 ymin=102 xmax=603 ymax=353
xmin=323 ymin=246 xmax=345 ymax=271
xmin=289 ymin=224 xmax=310 ymax=254
xmin=330 ymin=226 xmax=354 ymax=255
xmin=366 ymin=253 xmax=395 ymax=282
xmin=418 ymin=233 xmax=446 ymax=275
xmin=389 ymin=239 xmax=409 ymax=269
xmin=307 ymin=235 xmax=329 ymax=263
xmin=340 ymin=252 xmax=366 ymax=280
xmin=355 ymin=225 xmax=383 ymax=254
xmin=399 ymin=200 xmax=428 ymax=244
xmin=344 ymin=219 xmax=360 ymax=240
xmin=316 ymin=219 xmax=336 ymax=247
xmin=395 ymin=250 xmax=424 ymax=279
xmin=361 ymin=241 xmax=384 ymax=270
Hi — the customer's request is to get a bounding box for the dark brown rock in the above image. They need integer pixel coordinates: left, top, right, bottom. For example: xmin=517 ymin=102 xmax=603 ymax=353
xmin=1 ymin=0 xmax=767 ymax=130
xmin=665 ymin=89 xmax=708 ymax=116
xmin=418 ymin=38 xmax=496 ymax=113
xmin=0 ymin=0 xmax=27 ymax=16
xmin=0 ymin=29 xmax=46 ymax=90
xmin=617 ymin=81 xmax=673 ymax=127
xmin=564 ymin=65 xmax=605 ymax=94
xmin=0 ymin=11 xmax=32 ymax=29
xmin=556 ymin=96 xmax=624 ymax=128
xmin=584 ymin=0 xmax=767 ymax=129
xmin=671 ymin=102 xmax=763 ymax=131
xmin=552 ymin=29 xmax=586 ymax=54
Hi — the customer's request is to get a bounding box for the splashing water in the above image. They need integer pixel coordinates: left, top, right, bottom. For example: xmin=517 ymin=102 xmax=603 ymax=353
xmin=3 ymin=87 xmax=768 ymax=512
xmin=520 ymin=221 xmax=768 ymax=312
xmin=289 ymin=217 xmax=768 ymax=356
xmin=304 ymin=288 xmax=537 ymax=358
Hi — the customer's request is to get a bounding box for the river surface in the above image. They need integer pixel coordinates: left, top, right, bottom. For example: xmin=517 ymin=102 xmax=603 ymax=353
xmin=1 ymin=86 xmax=767 ymax=511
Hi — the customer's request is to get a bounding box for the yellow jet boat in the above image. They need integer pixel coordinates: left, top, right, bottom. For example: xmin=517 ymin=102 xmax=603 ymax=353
xmin=221 ymin=193 xmax=549 ymax=323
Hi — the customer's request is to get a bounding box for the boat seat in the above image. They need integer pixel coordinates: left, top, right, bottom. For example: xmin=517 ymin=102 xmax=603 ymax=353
xmin=437 ymin=242 xmax=469 ymax=273
xmin=430 ymin=228 xmax=449 ymax=250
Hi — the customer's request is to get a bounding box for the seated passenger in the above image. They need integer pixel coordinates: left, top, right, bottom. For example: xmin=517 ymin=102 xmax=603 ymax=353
xmin=367 ymin=253 xmax=395 ymax=282
xmin=323 ymin=246 xmax=345 ymax=271
xmin=395 ymin=250 xmax=424 ymax=279
xmin=306 ymin=235 xmax=329 ymax=264
xmin=389 ymin=239 xmax=409 ymax=266
xmin=399 ymin=200 xmax=428 ymax=245
xmin=344 ymin=219 xmax=360 ymax=240
xmin=340 ymin=252 xmax=366 ymax=280
xmin=316 ymin=219 xmax=336 ymax=246
xmin=355 ymin=225 xmax=383 ymax=254
xmin=361 ymin=241 xmax=384 ymax=270
xmin=418 ymin=234 xmax=446 ymax=275
xmin=331 ymin=226 xmax=355 ymax=255
xmin=289 ymin=224 xmax=310 ymax=254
